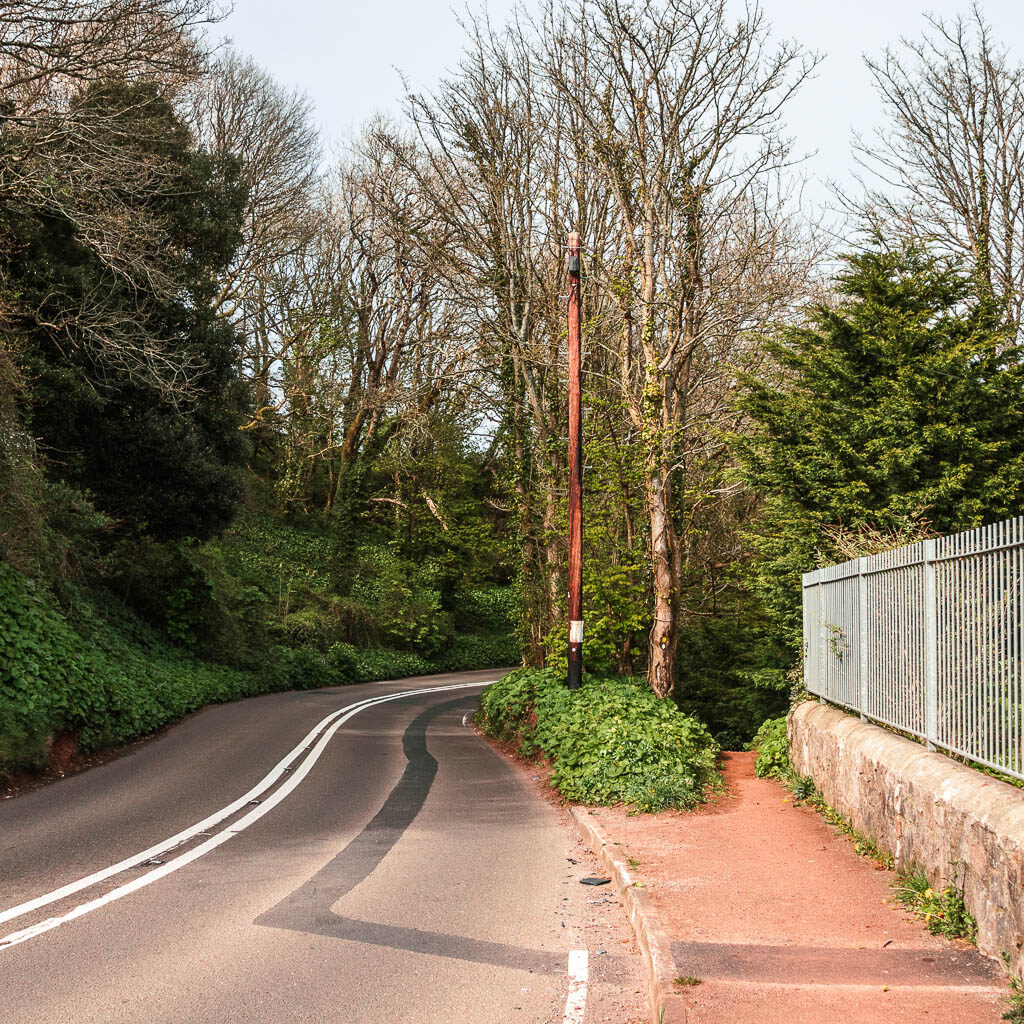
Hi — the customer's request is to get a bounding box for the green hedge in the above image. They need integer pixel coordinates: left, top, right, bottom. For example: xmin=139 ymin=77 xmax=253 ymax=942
xmin=475 ymin=668 xmax=720 ymax=812
xmin=432 ymin=633 xmax=520 ymax=673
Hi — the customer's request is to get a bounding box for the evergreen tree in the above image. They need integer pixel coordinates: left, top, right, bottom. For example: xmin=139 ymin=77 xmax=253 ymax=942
xmin=734 ymin=246 xmax=1024 ymax=649
xmin=9 ymin=82 xmax=250 ymax=541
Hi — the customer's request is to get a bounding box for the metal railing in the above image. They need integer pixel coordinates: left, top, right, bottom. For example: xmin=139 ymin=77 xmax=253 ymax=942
xmin=803 ymin=516 xmax=1024 ymax=780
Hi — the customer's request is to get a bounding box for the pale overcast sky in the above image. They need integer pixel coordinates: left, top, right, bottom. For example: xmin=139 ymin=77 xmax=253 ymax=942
xmin=219 ymin=0 xmax=1024 ymax=205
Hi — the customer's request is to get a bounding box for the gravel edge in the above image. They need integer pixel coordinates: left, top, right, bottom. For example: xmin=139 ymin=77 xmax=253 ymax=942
xmin=569 ymin=805 xmax=686 ymax=1024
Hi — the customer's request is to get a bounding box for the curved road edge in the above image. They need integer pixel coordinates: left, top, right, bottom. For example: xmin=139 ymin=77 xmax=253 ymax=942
xmin=570 ymin=805 xmax=687 ymax=1024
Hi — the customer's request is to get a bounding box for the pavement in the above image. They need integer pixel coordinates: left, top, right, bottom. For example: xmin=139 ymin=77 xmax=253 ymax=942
xmin=583 ymin=751 xmax=1010 ymax=1023
xmin=0 ymin=670 xmax=647 ymax=1024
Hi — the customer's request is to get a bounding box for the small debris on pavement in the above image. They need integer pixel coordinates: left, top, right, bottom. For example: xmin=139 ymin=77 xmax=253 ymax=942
xmin=581 ymin=876 xmax=611 ymax=886
xmin=140 ymin=858 xmax=165 ymax=866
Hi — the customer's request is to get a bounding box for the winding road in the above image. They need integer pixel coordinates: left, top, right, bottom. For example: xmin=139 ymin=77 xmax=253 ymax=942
xmin=0 ymin=669 xmax=645 ymax=1023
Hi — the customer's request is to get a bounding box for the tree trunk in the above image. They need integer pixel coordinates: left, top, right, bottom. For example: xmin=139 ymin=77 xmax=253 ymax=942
xmin=646 ymin=459 xmax=679 ymax=697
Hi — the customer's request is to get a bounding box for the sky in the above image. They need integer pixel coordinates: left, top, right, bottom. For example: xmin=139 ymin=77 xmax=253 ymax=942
xmin=218 ymin=0 xmax=1024 ymax=208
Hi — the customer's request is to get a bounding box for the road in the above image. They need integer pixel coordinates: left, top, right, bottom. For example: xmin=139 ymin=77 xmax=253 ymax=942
xmin=0 ymin=669 xmax=646 ymax=1023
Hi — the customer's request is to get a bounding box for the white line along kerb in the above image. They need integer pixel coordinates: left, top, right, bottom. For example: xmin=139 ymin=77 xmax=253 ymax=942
xmin=0 ymin=680 xmax=490 ymax=952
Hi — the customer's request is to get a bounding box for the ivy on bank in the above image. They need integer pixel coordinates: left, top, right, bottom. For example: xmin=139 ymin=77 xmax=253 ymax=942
xmin=0 ymin=561 xmax=517 ymax=776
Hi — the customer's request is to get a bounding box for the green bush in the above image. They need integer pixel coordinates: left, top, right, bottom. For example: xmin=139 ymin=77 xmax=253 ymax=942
xmin=751 ymin=716 xmax=790 ymax=778
xmin=673 ymin=608 xmax=791 ymax=750
xmin=432 ymin=633 xmax=520 ymax=673
xmin=348 ymin=646 xmax=435 ymax=682
xmin=476 ymin=668 xmax=720 ymax=811
xmin=454 ymin=586 xmax=520 ymax=634
xmin=348 ymin=545 xmax=452 ymax=655
xmin=892 ymin=870 xmax=977 ymax=943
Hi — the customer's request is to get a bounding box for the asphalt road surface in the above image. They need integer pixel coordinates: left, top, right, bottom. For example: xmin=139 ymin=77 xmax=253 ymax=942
xmin=0 ymin=670 xmax=646 ymax=1023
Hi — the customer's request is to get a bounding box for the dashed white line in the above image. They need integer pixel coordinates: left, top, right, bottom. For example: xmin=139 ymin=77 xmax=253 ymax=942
xmin=0 ymin=680 xmax=490 ymax=951
xmin=563 ymin=949 xmax=589 ymax=1024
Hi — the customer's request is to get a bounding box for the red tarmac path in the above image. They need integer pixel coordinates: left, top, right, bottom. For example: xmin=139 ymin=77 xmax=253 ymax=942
xmin=587 ymin=751 xmax=1010 ymax=1022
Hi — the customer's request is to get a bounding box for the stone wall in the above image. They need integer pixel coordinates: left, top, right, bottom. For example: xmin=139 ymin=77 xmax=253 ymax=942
xmin=789 ymin=700 xmax=1024 ymax=975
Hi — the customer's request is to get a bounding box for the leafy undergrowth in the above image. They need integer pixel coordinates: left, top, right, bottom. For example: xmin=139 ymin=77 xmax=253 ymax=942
xmin=750 ymin=715 xmax=789 ymax=778
xmin=475 ymin=668 xmax=720 ymax=812
xmin=0 ymin=560 xmax=278 ymax=771
xmin=1001 ymin=955 xmax=1024 ymax=1022
xmin=0 ymin=560 xmax=517 ymax=779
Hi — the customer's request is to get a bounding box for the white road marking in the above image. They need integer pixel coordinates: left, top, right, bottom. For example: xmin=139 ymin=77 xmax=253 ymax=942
xmin=0 ymin=680 xmax=490 ymax=950
xmin=461 ymin=712 xmax=469 ymax=727
xmin=563 ymin=949 xmax=589 ymax=1024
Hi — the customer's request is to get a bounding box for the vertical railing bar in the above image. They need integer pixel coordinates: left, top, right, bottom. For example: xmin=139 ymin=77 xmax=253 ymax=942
xmin=948 ymin=555 xmax=954 ymax=749
xmin=1011 ymin=529 xmax=1016 ymax=771
xmin=1016 ymin=519 xmax=1020 ymax=773
xmin=989 ymin=531 xmax=996 ymax=765
xmin=960 ymin=538 xmax=967 ymax=758
xmin=1003 ymin=528 xmax=1011 ymax=770
xmin=818 ymin=578 xmax=826 ymax=704
xmin=924 ymin=539 xmax=938 ymax=750
xmin=985 ymin=535 xmax=991 ymax=763
xmin=961 ymin=531 xmax=967 ymax=757
xmin=981 ymin=539 xmax=988 ymax=765
xmin=914 ymin=562 xmax=920 ymax=731
xmin=892 ymin=565 xmax=898 ymax=726
xmin=1016 ymin=521 xmax=1020 ymax=773
xmin=999 ymin=526 xmax=1006 ymax=767
xmin=971 ymin=528 xmax=977 ymax=760
xmin=858 ymin=558 xmax=868 ymax=721
xmin=912 ymin=563 xmax=917 ymax=731
xmin=939 ymin=555 xmax=947 ymax=748
xmin=987 ymin=540 xmax=993 ymax=765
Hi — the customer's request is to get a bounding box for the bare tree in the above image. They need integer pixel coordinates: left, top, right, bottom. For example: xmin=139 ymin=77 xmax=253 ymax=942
xmin=542 ymin=0 xmax=816 ymax=694
xmin=253 ymin=130 xmax=474 ymax=517
xmin=188 ymin=50 xmax=322 ymax=345
xmin=0 ymin=0 xmax=224 ymax=95
xmin=855 ymin=3 xmax=1024 ymax=326
xmin=0 ymin=0 xmax=231 ymax=396
xmin=395 ymin=13 xmax=618 ymax=655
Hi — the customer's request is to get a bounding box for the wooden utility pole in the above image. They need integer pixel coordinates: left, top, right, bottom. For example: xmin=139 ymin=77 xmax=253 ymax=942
xmin=567 ymin=231 xmax=583 ymax=690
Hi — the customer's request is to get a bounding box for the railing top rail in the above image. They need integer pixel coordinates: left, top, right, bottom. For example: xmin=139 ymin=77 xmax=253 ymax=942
xmin=802 ymin=514 xmax=1024 ymax=588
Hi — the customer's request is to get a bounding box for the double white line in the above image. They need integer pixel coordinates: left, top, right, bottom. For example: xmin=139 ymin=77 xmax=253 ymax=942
xmin=0 ymin=681 xmax=487 ymax=951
